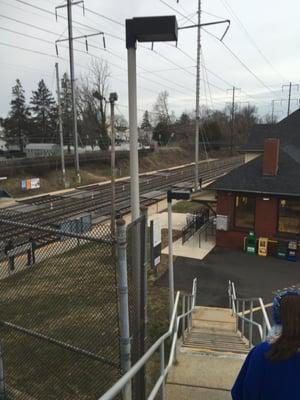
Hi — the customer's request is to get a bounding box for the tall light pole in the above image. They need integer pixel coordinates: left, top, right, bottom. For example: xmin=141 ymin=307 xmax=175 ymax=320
xmin=126 ymin=16 xmax=178 ymax=400
xmin=109 ymin=92 xmax=118 ymax=237
xmin=126 ymin=16 xmax=178 ymax=222
xmin=55 ymin=62 xmax=66 ymax=188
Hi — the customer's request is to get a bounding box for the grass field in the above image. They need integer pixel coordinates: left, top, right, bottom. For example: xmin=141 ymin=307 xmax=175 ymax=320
xmin=0 ymin=239 xmax=120 ymax=399
xmin=0 ymin=236 xmax=170 ymax=399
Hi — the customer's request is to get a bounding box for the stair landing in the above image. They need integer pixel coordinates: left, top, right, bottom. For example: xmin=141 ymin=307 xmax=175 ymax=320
xmin=166 ymin=306 xmax=249 ymax=400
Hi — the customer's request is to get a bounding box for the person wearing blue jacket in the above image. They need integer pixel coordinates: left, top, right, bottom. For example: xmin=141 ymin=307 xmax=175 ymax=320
xmin=231 ymin=288 xmax=300 ymax=400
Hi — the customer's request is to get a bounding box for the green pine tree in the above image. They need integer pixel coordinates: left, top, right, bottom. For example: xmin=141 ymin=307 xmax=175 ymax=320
xmin=2 ymin=79 xmax=30 ymax=152
xmin=141 ymin=110 xmax=152 ymax=130
xmin=30 ymin=79 xmax=57 ymax=143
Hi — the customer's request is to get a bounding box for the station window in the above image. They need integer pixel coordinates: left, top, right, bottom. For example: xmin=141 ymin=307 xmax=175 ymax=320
xmin=278 ymin=199 xmax=300 ymax=235
xmin=234 ymin=195 xmax=255 ymax=229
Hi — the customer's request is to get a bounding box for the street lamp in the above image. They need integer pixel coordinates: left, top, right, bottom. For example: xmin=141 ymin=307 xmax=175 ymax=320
xmin=126 ymin=15 xmax=178 ymax=221
xmin=93 ymin=91 xmax=118 ymax=236
xmin=167 ymin=189 xmax=191 ymax=317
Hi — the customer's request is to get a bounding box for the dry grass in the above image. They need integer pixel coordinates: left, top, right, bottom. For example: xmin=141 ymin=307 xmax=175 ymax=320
xmin=2 ymin=147 xmax=196 ymax=197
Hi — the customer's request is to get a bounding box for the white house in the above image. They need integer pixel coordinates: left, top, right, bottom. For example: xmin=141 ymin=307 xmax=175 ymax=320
xmin=25 ymin=143 xmax=60 ymax=158
xmin=0 ymin=138 xmax=6 ymax=153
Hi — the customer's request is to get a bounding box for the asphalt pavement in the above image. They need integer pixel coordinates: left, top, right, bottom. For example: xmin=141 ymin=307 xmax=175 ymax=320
xmin=155 ymin=247 xmax=300 ymax=308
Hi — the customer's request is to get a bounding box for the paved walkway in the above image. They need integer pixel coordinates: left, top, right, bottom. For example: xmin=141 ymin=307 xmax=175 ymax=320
xmin=162 ymin=230 xmax=215 ymax=260
xmin=166 ymin=306 xmax=247 ymax=400
xmin=156 ymin=247 xmax=300 ymax=308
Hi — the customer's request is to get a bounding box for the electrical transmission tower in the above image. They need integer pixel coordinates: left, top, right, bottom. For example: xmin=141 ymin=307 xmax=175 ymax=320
xmin=177 ymin=0 xmax=230 ymax=190
xmin=227 ymin=86 xmax=241 ymax=154
xmin=282 ymin=82 xmax=299 ymax=116
xmin=54 ymin=0 xmax=105 ymax=184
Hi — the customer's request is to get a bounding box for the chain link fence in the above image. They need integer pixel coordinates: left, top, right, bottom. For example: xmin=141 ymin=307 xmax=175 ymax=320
xmin=0 ymin=209 xmax=121 ymax=399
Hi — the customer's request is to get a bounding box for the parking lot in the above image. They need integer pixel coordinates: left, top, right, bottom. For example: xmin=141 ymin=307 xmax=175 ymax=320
xmin=156 ymin=246 xmax=300 ymax=308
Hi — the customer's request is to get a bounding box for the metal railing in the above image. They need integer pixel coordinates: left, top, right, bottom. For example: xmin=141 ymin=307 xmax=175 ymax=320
xmin=99 ymin=278 xmax=197 ymax=400
xmin=228 ymin=281 xmax=271 ymax=347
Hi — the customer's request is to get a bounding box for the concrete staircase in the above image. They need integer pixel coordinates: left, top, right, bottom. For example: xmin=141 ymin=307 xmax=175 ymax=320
xmin=166 ymin=306 xmax=249 ymax=400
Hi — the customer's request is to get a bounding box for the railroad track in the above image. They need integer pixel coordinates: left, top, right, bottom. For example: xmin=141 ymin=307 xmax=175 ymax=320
xmin=0 ymin=156 xmax=243 ymax=245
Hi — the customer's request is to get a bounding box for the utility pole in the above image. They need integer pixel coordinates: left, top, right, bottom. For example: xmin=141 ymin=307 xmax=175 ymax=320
xmin=66 ymin=0 xmax=80 ymax=184
xmin=55 ymin=1 xmax=105 ymax=184
xmin=55 ymin=62 xmax=66 ymax=188
xmin=271 ymin=98 xmax=298 ymax=122
xmin=194 ymin=0 xmax=202 ymax=191
xmin=227 ymin=86 xmax=240 ymax=154
xmin=282 ymin=82 xmax=299 ymax=117
xmin=109 ymin=92 xmax=118 ymax=237
xmin=177 ymin=1 xmax=230 ymax=190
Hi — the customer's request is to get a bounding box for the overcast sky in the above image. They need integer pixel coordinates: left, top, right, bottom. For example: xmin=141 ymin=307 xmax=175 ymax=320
xmin=0 ymin=0 xmax=300 ymax=122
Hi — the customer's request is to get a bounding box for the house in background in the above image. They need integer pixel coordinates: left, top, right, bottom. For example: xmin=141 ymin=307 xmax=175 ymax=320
xmin=25 ymin=143 xmax=60 ymax=158
xmin=0 ymin=137 xmax=6 ymax=154
xmin=208 ymin=136 xmax=300 ymax=256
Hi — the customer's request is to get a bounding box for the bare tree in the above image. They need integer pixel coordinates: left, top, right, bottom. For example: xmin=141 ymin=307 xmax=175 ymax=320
xmin=77 ymin=58 xmax=111 ymax=150
xmin=90 ymin=58 xmax=110 ymax=139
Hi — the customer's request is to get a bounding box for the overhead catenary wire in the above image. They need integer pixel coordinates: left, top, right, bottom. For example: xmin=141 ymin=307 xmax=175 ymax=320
xmin=219 ymin=0 xmax=288 ymax=83
xmin=0 ymin=15 xmax=195 ymax=99
xmin=160 ymin=0 xmax=282 ymax=101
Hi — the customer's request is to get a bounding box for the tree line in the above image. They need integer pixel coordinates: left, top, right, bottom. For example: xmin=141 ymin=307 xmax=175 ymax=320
xmin=0 ymin=59 xmax=122 ymax=153
xmin=142 ymin=90 xmax=269 ymax=149
xmin=0 ymin=57 xmax=274 ymax=155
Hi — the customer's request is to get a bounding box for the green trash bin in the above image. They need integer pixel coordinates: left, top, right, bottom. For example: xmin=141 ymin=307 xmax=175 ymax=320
xmin=277 ymin=241 xmax=288 ymax=259
xmin=246 ymin=231 xmax=256 ymax=254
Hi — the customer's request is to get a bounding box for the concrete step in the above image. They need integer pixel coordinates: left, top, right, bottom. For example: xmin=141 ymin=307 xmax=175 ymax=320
xmin=192 ymin=306 xmax=236 ymax=331
xmin=167 ymin=351 xmax=245 ymax=391
xmin=166 ymin=383 xmax=232 ymax=400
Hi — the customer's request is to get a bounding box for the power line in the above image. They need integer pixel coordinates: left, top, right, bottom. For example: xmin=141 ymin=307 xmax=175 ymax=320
xmin=219 ymin=0 xmax=288 ymax=82
xmin=0 ymin=15 xmax=193 ymax=98
xmin=202 ymin=27 xmax=281 ymax=99
xmin=160 ymin=0 xmax=282 ymax=101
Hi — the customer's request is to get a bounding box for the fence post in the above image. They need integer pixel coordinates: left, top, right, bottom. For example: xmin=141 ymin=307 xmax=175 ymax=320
xmin=0 ymin=341 xmax=5 ymax=400
xmin=159 ymin=341 xmax=165 ymax=400
xmin=116 ymin=218 xmax=132 ymax=400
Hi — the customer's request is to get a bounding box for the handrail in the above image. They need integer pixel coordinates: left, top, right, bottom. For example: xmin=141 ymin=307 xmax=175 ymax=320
xmin=99 ymin=278 xmax=197 ymax=400
xmin=228 ymin=281 xmax=271 ymax=347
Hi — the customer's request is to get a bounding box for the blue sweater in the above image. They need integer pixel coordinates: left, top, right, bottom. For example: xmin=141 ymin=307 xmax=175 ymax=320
xmin=231 ymin=342 xmax=300 ymax=400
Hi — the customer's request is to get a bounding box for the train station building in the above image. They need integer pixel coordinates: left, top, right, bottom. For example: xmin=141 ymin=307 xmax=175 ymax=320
xmin=208 ymin=109 xmax=300 ymax=256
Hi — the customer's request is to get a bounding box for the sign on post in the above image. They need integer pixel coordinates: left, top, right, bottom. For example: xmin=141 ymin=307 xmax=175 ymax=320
xmin=150 ymin=218 xmax=162 ymax=270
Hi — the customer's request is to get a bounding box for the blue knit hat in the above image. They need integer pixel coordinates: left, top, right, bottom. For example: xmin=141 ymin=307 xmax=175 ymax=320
xmin=272 ymin=287 xmax=300 ymax=325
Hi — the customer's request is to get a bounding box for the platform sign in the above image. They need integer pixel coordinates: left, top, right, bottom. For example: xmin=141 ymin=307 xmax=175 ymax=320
xmin=30 ymin=178 xmax=40 ymax=189
xmin=258 ymin=237 xmax=268 ymax=257
xmin=21 ymin=178 xmax=41 ymax=190
xmin=150 ymin=218 xmax=162 ymax=268
xmin=216 ymin=215 xmax=229 ymax=231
